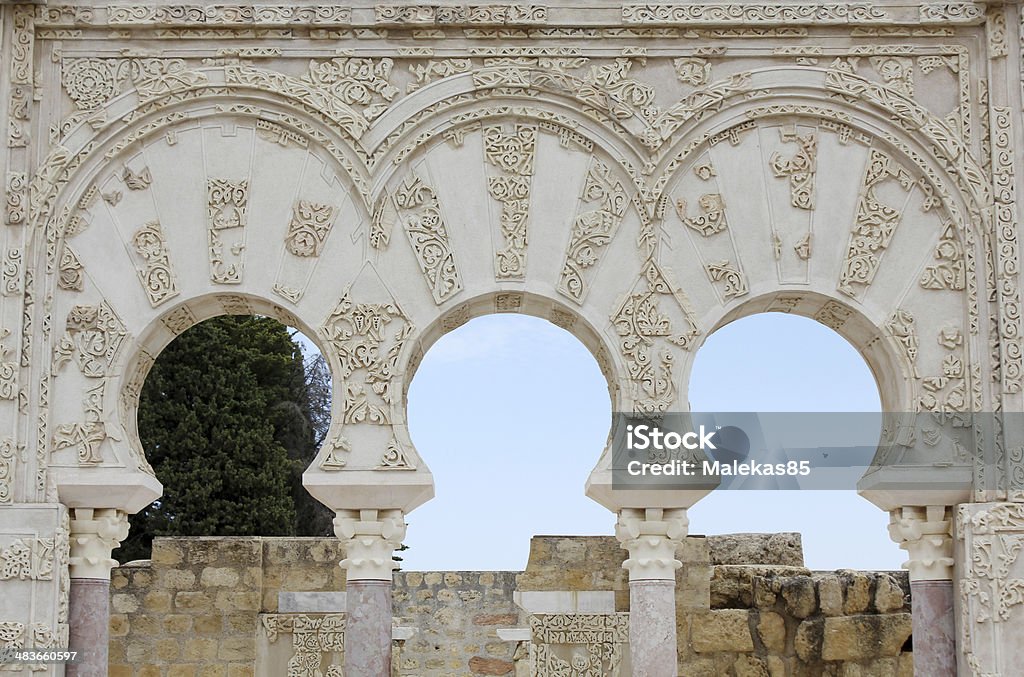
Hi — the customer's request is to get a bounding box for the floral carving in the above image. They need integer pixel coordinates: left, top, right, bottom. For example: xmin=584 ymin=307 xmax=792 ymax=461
xmin=838 ymin=149 xmax=913 ymax=298
xmin=531 ymin=613 xmax=630 ymax=677
xmin=612 ymin=263 xmax=699 ymax=415
xmin=558 ymin=159 xmax=628 ymax=303
xmin=207 ymin=179 xmax=248 ymax=284
xmin=885 ymin=309 xmax=919 ymax=377
xmin=304 ymin=58 xmax=398 ymax=121
xmin=131 ymin=222 xmax=179 ymax=307
xmin=321 ymin=292 xmax=412 ymax=427
xmin=770 ymin=128 xmax=817 ymax=210
xmin=58 ymin=246 xmax=84 ymax=292
xmin=52 ymin=303 xmax=127 ymax=378
xmin=393 ymin=176 xmax=462 ymax=304
xmin=262 ymin=614 xmax=345 ymax=677
xmin=705 ymin=260 xmax=749 ymax=300
xmin=62 ymin=58 xmax=208 ymax=112
xmin=920 ymin=222 xmax=966 ymax=291
xmin=285 ymin=201 xmax=335 ymax=258
xmin=483 ymin=124 xmax=537 ymax=279
xmin=676 ymin=194 xmax=728 ymax=237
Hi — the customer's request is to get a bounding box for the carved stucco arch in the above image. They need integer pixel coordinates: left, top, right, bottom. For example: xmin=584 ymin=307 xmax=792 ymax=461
xmin=31 ymin=57 xmax=1000 ymax=523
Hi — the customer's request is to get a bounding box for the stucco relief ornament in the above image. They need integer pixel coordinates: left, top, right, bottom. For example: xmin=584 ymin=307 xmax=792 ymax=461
xmin=207 ymin=179 xmax=249 ymax=284
xmin=305 ymin=58 xmax=399 ymax=120
xmin=52 ymin=303 xmax=127 ymax=378
xmin=284 ymin=201 xmax=335 ymax=258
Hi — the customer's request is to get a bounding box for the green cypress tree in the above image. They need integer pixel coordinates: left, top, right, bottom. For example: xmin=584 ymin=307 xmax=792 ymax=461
xmin=117 ymin=315 xmax=329 ymax=561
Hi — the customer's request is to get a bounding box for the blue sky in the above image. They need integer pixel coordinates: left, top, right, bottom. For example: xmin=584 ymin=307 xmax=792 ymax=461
xmin=396 ymin=312 xmax=904 ymax=572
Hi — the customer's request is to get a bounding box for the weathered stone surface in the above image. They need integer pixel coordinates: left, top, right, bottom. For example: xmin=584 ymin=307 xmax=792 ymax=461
xmin=692 ymin=609 xmax=754 ymax=653
xmin=780 ymin=576 xmax=818 ymax=619
xmin=757 ymin=611 xmax=787 ymax=653
xmin=874 ymin=574 xmax=907 ymax=613
xmin=712 ymin=565 xmax=810 ymax=609
xmin=817 ymin=574 xmax=844 ymax=616
xmin=707 ymin=533 xmax=804 ymax=567
xmin=468 ymin=656 xmax=514 ymax=675
xmin=795 ymin=618 xmax=825 ymax=662
xmin=734 ymin=655 xmax=770 ymax=677
xmin=822 ymin=614 xmax=913 ymax=661
xmin=840 ymin=571 xmax=873 ymax=615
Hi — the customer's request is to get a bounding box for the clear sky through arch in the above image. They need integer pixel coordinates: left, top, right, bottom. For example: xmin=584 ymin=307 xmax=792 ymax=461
xmin=393 ymin=312 xmax=904 ymax=572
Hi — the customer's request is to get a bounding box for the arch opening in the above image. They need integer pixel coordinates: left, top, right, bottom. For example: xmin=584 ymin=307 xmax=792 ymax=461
xmin=115 ymin=299 xmax=335 ymax=561
xmin=403 ymin=313 xmax=613 ymax=570
xmin=687 ymin=312 xmax=903 ymax=570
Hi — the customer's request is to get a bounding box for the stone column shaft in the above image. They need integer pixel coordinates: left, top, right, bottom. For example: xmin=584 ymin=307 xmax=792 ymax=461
xmin=889 ymin=505 xmax=955 ymax=677
xmin=616 ymin=508 xmax=687 ymax=677
xmin=66 ymin=579 xmax=110 ymax=677
xmin=336 ymin=509 xmax=405 ymax=677
xmin=629 ymin=579 xmax=677 ymax=676
xmin=911 ymin=580 xmax=955 ymax=677
xmin=345 ymin=580 xmax=393 ymax=676
xmin=66 ymin=508 xmax=129 ymax=677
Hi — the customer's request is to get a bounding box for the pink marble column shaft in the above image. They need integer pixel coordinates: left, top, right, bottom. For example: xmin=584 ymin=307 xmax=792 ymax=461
xmin=345 ymin=580 xmax=392 ymax=676
xmin=629 ymin=579 xmax=678 ymax=677
xmin=67 ymin=578 xmax=110 ymax=677
xmin=911 ymin=580 xmax=955 ymax=677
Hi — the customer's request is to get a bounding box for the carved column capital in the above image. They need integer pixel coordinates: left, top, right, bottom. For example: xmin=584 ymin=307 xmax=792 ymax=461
xmin=615 ymin=507 xmax=688 ymax=581
xmin=888 ymin=505 xmax=954 ymax=581
xmin=68 ymin=508 xmax=129 ymax=579
xmin=334 ymin=508 xmax=406 ymax=581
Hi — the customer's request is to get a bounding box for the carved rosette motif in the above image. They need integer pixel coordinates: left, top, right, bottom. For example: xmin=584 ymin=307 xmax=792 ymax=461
xmin=207 ymin=179 xmax=249 ymax=284
xmin=393 ymin=176 xmax=463 ymax=304
xmin=483 ymin=124 xmax=537 ymax=280
xmin=838 ymin=149 xmax=913 ymax=298
xmin=558 ymin=159 xmax=628 ymax=303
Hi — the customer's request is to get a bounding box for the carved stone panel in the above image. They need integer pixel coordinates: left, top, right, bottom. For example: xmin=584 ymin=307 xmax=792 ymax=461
xmin=529 ymin=613 xmax=631 ymax=676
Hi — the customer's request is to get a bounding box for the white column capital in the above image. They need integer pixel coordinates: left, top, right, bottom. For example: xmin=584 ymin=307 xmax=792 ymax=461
xmin=68 ymin=508 xmax=129 ymax=580
xmin=615 ymin=507 xmax=688 ymax=581
xmin=888 ymin=505 xmax=954 ymax=581
xmin=334 ymin=508 xmax=406 ymax=581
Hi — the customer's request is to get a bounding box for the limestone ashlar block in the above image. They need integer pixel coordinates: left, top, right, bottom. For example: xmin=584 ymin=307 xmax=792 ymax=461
xmin=821 ymin=613 xmax=913 ymax=661
xmin=691 ymin=609 xmax=755 ymax=653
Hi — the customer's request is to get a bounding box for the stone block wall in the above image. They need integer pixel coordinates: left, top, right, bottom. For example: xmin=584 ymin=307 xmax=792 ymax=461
xmin=393 ymin=571 xmax=521 ymax=676
xmin=109 ymin=534 xmax=914 ymax=676
xmin=109 ymin=537 xmax=346 ymax=677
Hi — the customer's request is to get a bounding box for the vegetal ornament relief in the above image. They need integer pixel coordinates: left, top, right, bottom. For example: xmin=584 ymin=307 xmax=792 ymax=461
xmin=958 ymin=503 xmax=1024 ymax=656
xmin=62 ymin=58 xmax=209 ymax=112
xmin=770 ymin=128 xmax=817 ymax=210
xmin=131 ymin=222 xmax=179 ymax=307
xmin=284 ymin=201 xmax=335 ymax=259
xmin=319 ymin=278 xmax=413 ymax=470
xmin=261 ymin=614 xmax=345 ymax=677
xmin=483 ymin=124 xmax=537 ymax=280
xmin=530 ymin=613 xmax=630 ymax=677
xmin=207 ymin=179 xmax=249 ymax=284
xmin=393 ymin=176 xmax=462 ymax=304
xmin=558 ymin=159 xmax=628 ymax=304
xmin=675 ymin=193 xmax=728 ymax=237
xmin=612 ymin=263 xmax=699 ymax=416
xmin=52 ymin=303 xmax=127 ymax=379
xmin=838 ymin=149 xmax=913 ymax=298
